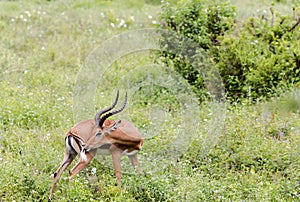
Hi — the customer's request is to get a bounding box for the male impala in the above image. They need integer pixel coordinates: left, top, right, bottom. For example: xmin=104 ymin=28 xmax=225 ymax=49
xmin=49 ymin=91 xmax=143 ymax=199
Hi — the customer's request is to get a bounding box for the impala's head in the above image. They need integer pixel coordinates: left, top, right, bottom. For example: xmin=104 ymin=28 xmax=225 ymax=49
xmin=81 ymin=92 xmax=127 ymax=156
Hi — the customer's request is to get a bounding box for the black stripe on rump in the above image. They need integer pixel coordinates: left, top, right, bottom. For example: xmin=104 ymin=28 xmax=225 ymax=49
xmin=73 ymin=136 xmax=82 ymax=152
xmin=66 ymin=136 xmax=82 ymax=154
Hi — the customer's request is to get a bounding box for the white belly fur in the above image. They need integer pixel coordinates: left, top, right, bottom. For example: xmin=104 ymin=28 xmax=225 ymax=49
xmin=96 ymin=148 xmax=138 ymax=156
xmin=80 ymin=148 xmax=139 ymax=161
xmin=122 ymin=149 xmax=138 ymax=156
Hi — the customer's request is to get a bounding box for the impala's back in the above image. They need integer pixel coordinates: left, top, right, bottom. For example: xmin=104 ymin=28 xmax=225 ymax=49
xmin=83 ymin=119 xmax=143 ymax=153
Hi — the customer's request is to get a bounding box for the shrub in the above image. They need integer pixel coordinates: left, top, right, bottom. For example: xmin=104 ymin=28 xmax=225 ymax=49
xmin=215 ymin=11 xmax=300 ymax=100
xmin=159 ymin=0 xmax=300 ymax=101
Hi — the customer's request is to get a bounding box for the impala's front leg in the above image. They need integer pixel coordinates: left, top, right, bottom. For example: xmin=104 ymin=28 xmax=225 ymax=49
xmin=69 ymin=149 xmax=96 ymax=190
xmin=110 ymin=144 xmax=123 ymax=186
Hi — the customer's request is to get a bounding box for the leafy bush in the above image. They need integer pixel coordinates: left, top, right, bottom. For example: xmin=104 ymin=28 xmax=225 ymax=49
xmin=216 ymin=11 xmax=300 ymax=100
xmin=159 ymin=0 xmax=236 ymax=101
xmin=159 ymin=0 xmax=300 ymax=101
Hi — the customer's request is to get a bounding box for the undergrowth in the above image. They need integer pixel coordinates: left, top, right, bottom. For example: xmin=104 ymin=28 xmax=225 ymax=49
xmin=1 ymin=0 xmax=300 ymax=201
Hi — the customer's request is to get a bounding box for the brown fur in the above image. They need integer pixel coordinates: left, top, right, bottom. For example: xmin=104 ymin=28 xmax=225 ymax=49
xmin=49 ymin=119 xmax=143 ymax=199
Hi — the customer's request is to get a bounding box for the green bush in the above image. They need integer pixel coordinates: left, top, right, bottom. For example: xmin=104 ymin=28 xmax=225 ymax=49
xmin=159 ymin=0 xmax=236 ymax=101
xmin=216 ymin=12 xmax=300 ymax=100
xmin=159 ymin=0 xmax=300 ymax=101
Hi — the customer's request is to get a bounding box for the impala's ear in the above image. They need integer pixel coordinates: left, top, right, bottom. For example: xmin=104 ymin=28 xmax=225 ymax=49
xmin=104 ymin=120 xmax=121 ymax=135
xmin=112 ymin=120 xmax=121 ymax=130
xmin=102 ymin=120 xmax=109 ymax=127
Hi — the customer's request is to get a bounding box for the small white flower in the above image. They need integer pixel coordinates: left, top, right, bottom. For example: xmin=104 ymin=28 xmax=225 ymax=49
xmin=91 ymin=167 xmax=97 ymax=174
xmin=25 ymin=10 xmax=31 ymax=17
xmin=118 ymin=19 xmax=125 ymax=28
xmin=57 ymin=96 xmax=65 ymax=101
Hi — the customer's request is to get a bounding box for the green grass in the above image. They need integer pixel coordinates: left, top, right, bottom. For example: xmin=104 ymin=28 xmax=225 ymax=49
xmin=1 ymin=0 xmax=300 ymax=201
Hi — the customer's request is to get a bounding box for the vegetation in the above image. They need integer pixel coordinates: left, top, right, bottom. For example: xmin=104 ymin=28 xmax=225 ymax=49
xmin=1 ymin=0 xmax=300 ymax=201
xmin=160 ymin=0 xmax=300 ymax=101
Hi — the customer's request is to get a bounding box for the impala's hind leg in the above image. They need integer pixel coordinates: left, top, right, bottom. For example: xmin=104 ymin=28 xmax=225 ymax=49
xmin=49 ymin=136 xmax=80 ymax=199
xmin=49 ymin=137 xmax=77 ymax=199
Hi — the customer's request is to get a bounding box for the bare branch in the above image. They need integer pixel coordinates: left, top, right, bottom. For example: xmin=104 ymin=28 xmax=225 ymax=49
xmin=289 ymin=18 xmax=300 ymax=32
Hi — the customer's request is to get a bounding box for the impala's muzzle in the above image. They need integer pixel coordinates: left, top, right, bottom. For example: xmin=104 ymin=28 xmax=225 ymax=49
xmin=82 ymin=146 xmax=91 ymax=153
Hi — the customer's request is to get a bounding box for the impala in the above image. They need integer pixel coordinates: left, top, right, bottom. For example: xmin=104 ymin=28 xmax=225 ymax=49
xmin=49 ymin=91 xmax=144 ymax=199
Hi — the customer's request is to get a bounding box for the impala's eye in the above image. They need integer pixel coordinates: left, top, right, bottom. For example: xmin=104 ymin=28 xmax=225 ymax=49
xmin=96 ymin=132 xmax=102 ymax=136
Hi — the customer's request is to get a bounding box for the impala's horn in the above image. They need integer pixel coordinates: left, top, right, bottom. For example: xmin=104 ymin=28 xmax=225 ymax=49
xmin=98 ymin=92 xmax=127 ymax=129
xmin=95 ymin=91 xmax=119 ymax=128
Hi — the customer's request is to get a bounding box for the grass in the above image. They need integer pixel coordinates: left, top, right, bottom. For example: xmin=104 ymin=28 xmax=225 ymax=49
xmin=1 ymin=0 xmax=300 ymax=201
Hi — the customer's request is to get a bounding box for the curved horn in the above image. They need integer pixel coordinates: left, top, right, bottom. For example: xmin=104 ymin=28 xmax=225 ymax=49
xmin=95 ymin=91 xmax=119 ymax=127
xmin=98 ymin=92 xmax=127 ymax=129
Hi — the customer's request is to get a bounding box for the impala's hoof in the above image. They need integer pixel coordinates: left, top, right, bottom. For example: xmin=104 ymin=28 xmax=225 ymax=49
xmin=69 ymin=180 xmax=74 ymax=190
xmin=49 ymin=193 xmax=53 ymax=200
